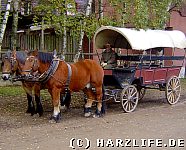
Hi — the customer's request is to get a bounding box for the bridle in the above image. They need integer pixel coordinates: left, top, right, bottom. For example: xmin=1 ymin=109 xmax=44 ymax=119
xmin=2 ymin=56 xmax=17 ymax=75
xmin=22 ymin=56 xmax=39 ymax=76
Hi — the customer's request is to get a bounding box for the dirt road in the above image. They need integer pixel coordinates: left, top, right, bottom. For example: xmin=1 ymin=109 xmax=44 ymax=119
xmin=0 ymin=84 xmax=186 ymax=150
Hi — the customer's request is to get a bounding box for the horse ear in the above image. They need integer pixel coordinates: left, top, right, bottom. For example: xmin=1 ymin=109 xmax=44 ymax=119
xmin=12 ymin=49 xmax=17 ymax=58
xmin=32 ymin=49 xmax=39 ymax=56
xmin=24 ymin=49 xmax=28 ymax=54
xmin=53 ymin=49 xmax=57 ymax=58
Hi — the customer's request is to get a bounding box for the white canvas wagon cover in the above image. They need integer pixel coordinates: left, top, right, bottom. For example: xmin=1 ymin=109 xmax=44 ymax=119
xmin=94 ymin=26 xmax=186 ymax=50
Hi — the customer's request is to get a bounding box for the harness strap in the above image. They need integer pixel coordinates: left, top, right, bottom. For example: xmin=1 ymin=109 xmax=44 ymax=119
xmin=39 ymin=59 xmax=60 ymax=83
xmin=65 ymin=63 xmax=72 ymax=88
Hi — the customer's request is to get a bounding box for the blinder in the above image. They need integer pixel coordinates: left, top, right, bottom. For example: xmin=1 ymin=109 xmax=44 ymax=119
xmin=22 ymin=56 xmax=39 ymax=79
xmin=2 ymin=56 xmax=16 ymax=75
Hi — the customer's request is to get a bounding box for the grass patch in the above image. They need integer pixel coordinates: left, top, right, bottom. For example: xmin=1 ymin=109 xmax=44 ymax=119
xmin=0 ymin=86 xmax=25 ymax=96
xmin=181 ymin=78 xmax=186 ymax=84
xmin=0 ymin=78 xmax=185 ymax=98
xmin=0 ymin=85 xmax=51 ymax=100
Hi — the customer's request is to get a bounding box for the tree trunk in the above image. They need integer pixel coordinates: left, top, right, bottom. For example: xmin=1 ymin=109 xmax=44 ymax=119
xmin=0 ymin=0 xmax=1 ymax=16
xmin=0 ymin=0 xmax=12 ymax=52
xmin=11 ymin=0 xmax=19 ymax=50
xmin=41 ymin=18 xmax=44 ymax=51
xmin=62 ymin=26 xmax=67 ymax=54
xmin=98 ymin=0 xmax=103 ymax=19
xmin=74 ymin=0 xmax=92 ymax=62
xmin=78 ymin=0 xmax=92 ymax=51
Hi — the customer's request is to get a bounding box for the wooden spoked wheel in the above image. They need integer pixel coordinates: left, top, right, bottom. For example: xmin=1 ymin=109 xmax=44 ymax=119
xmin=166 ymin=76 xmax=181 ymax=105
xmin=120 ymin=85 xmax=139 ymax=112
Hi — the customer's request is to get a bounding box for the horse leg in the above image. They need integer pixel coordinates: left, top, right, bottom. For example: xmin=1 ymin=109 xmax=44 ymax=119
xmin=26 ymin=93 xmax=35 ymax=116
xmin=34 ymin=88 xmax=43 ymax=117
xmin=94 ymin=86 xmax=103 ymax=118
xmin=35 ymin=94 xmax=43 ymax=116
xmin=22 ymin=84 xmax=35 ymax=116
xmin=60 ymin=89 xmax=71 ymax=111
xmin=83 ymin=89 xmax=95 ymax=117
xmin=50 ymin=88 xmax=61 ymax=123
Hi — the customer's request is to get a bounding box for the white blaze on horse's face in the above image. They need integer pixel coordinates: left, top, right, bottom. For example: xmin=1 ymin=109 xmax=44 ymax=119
xmin=2 ymin=57 xmax=11 ymax=80
xmin=2 ymin=73 xmax=10 ymax=80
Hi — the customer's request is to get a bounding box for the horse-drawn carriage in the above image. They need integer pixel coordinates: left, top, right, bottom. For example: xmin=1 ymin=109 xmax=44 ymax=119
xmin=94 ymin=26 xmax=186 ymax=112
xmin=1 ymin=26 xmax=186 ymax=122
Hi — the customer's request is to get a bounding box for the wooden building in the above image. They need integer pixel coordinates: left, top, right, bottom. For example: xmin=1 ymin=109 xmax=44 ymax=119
xmin=1 ymin=1 xmax=186 ymax=63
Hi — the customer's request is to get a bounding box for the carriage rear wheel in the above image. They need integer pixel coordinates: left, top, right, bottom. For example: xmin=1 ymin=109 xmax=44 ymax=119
xmin=165 ymin=76 xmax=181 ymax=105
xmin=120 ymin=85 xmax=139 ymax=112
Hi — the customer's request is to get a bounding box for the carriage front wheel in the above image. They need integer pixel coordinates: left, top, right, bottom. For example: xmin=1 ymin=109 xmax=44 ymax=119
xmin=120 ymin=85 xmax=139 ymax=113
xmin=165 ymin=76 xmax=181 ymax=105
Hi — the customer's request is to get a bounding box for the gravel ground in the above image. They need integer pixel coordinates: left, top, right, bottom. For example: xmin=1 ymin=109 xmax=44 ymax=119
xmin=0 ymin=80 xmax=186 ymax=150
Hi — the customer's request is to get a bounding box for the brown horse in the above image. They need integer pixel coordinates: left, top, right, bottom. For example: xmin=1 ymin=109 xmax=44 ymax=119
xmin=1 ymin=50 xmax=71 ymax=117
xmin=21 ymin=49 xmax=105 ymax=122
xmin=1 ymin=50 xmax=44 ymax=116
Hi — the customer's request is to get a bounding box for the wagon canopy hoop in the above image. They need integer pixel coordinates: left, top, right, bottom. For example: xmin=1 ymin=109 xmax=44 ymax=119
xmin=94 ymin=26 xmax=186 ymax=50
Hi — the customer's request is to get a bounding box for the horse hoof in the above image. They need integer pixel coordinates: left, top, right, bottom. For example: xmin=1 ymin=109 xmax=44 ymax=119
xmin=36 ymin=107 xmax=44 ymax=117
xmin=84 ymin=107 xmax=91 ymax=117
xmin=84 ymin=112 xmax=91 ymax=117
xmin=26 ymin=107 xmax=34 ymax=114
xmin=38 ymin=111 xmax=43 ymax=117
xmin=93 ymin=110 xmax=102 ymax=118
xmin=26 ymin=109 xmax=31 ymax=113
xmin=31 ymin=110 xmax=36 ymax=116
xmin=60 ymin=105 xmax=69 ymax=112
xmin=61 ymin=105 xmax=66 ymax=110
xmin=27 ymin=106 xmax=36 ymax=116
xmin=49 ymin=114 xmax=61 ymax=123
xmin=93 ymin=113 xmax=102 ymax=118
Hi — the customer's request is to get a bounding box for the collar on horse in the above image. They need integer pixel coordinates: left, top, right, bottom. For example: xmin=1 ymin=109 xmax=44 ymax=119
xmin=38 ymin=58 xmax=60 ymax=83
xmin=38 ymin=58 xmax=72 ymax=89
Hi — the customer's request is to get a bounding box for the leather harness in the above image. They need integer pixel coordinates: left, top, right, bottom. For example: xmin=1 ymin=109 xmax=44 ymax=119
xmin=38 ymin=58 xmax=72 ymax=89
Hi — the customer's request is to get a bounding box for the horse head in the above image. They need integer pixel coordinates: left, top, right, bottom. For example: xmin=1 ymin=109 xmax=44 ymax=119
xmin=21 ymin=49 xmax=40 ymax=80
xmin=1 ymin=50 xmax=19 ymax=80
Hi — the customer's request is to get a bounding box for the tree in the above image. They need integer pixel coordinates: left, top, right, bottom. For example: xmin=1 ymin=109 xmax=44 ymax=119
xmin=108 ymin=0 xmax=184 ymax=29
xmin=33 ymin=0 xmax=184 ymax=52
xmin=0 ymin=0 xmax=12 ymax=52
xmin=11 ymin=0 xmax=19 ymax=50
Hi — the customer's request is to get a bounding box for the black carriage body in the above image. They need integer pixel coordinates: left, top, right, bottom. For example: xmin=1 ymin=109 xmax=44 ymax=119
xmin=103 ymin=55 xmax=184 ymax=89
xmin=103 ymin=68 xmax=136 ymax=89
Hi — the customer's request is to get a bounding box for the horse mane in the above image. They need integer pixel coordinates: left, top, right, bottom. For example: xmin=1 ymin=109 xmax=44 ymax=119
xmin=3 ymin=51 xmax=11 ymax=59
xmin=4 ymin=51 xmax=27 ymax=65
xmin=16 ymin=51 xmax=27 ymax=64
xmin=38 ymin=52 xmax=54 ymax=63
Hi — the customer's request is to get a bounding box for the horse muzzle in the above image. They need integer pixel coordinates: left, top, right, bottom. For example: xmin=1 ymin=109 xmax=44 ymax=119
xmin=2 ymin=73 xmax=10 ymax=81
